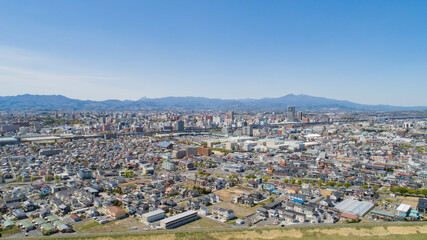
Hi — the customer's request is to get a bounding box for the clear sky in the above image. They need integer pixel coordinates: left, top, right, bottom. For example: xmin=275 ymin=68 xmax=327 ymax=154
xmin=0 ymin=0 xmax=426 ymax=106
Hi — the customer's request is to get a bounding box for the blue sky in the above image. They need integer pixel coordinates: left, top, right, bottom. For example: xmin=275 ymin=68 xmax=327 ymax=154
xmin=0 ymin=0 xmax=426 ymax=106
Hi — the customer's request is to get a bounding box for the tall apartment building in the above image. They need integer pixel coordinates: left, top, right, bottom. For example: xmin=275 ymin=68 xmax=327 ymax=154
xmin=287 ymin=106 xmax=296 ymax=122
xmin=297 ymin=111 xmax=303 ymax=122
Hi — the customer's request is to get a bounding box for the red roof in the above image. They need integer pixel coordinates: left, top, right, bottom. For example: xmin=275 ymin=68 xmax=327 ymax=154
xmin=341 ymin=213 xmax=359 ymax=219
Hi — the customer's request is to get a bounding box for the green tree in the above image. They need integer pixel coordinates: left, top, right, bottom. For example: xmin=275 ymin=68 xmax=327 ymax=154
xmin=54 ymin=175 xmax=60 ymax=183
xmin=397 ymin=187 xmax=408 ymax=196
xmin=318 ymin=179 xmax=324 ymax=187
xmin=328 ymin=181 xmax=336 ymax=187
xmin=337 ymin=182 xmax=343 ymax=187
xmin=297 ymin=179 xmax=302 ymax=185
xmin=283 ymin=179 xmax=289 ymax=184
xmin=22 ymin=176 xmax=26 ymax=182
xmin=290 ymin=178 xmax=296 ymax=185
xmin=30 ymin=175 xmax=35 ymax=182
xmin=344 ymin=182 xmax=351 ymax=188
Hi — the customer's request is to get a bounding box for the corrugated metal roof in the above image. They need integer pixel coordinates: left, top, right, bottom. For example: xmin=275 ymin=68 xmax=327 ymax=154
xmin=335 ymin=198 xmax=374 ymax=216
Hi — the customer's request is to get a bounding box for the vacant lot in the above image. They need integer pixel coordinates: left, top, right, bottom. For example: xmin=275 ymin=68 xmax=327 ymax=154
xmin=397 ymin=196 xmax=419 ymax=208
xmin=209 ymin=201 xmax=256 ymax=218
xmin=214 ymin=187 xmax=252 ymax=201
xmin=119 ymin=178 xmax=151 ymax=187
xmin=0 ymin=226 xmax=21 ymax=237
xmin=176 ymin=217 xmax=229 ymax=230
xmin=33 ymin=223 xmax=427 ymax=240
xmin=74 ymin=218 xmax=145 ymax=233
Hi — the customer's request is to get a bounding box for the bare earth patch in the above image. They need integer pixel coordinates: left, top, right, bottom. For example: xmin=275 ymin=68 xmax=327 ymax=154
xmin=308 ymin=225 xmax=427 ymax=237
xmin=209 ymin=229 xmax=303 ymax=240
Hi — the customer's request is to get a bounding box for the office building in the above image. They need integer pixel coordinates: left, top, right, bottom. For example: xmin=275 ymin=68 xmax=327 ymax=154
xmin=177 ymin=120 xmax=185 ymax=131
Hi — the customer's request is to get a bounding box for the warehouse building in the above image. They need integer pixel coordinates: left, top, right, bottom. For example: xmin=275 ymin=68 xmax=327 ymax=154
xmin=334 ymin=199 xmax=374 ymax=217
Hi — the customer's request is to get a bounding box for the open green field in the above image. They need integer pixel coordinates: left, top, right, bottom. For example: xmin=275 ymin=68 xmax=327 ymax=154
xmin=73 ymin=218 xmax=145 ymax=233
xmin=0 ymin=226 xmax=21 ymax=237
xmin=176 ymin=217 xmax=229 ymax=230
xmin=25 ymin=223 xmax=427 ymax=240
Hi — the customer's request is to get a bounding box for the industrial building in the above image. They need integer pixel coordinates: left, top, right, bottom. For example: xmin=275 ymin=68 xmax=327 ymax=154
xmin=334 ymin=198 xmax=374 ymax=216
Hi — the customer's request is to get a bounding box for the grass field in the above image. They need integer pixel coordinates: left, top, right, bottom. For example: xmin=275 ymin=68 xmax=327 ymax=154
xmin=74 ymin=218 xmax=145 ymax=233
xmin=0 ymin=226 xmax=21 ymax=237
xmin=176 ymin=217 xmax=229 ymax=230
xmin=32 ymin=223 xmax=427 ymax=240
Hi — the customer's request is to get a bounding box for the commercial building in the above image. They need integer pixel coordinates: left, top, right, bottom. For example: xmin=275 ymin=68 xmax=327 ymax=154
xmin=162 ymin=161 xmax=175 ymax=171
xmin=160 ymin=210 xmax=199 ymax=229
xmin=223 ymin=163 xmax=244 ymax=172
xmin=39 ymin=148 xmax=62 ymax=157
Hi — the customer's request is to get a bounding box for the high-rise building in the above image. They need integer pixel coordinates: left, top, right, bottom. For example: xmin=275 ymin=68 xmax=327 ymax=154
xmin=287 ymin=106 xmax=296 ymax=122
xmin=177 ymin=120 xmax=185 ymax=131
xmin=226 ymin=111 xmax=235 ymax=123
xmin=297 ymin=111 xmax=303 ymax=122
xmin=242 ymin=126 xmax=253 ymax=136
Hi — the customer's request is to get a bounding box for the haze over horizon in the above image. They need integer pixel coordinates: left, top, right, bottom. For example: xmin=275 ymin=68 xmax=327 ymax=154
xmin=1 ymin=1 xmax=426 ymax=106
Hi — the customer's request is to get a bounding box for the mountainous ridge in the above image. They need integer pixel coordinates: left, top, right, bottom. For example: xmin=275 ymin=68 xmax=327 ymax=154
xmin=0 ymin=94 xmax=425 ymax=111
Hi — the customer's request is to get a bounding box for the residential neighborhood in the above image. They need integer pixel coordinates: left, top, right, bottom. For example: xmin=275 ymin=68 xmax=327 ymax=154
xmin=0 ymin=109 xmax=426 ymax=237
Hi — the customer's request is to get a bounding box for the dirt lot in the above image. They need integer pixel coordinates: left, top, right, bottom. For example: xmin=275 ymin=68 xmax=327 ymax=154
xmin=214 ymin=187 xmax=253 ymax=201
xmin=320 ymin=189 xmax=333 ymax=198
xmin=397 ymin=196 xmax=419 ymax=208
xmin=119 ymin=178 xmax=151 ymax=187
xmin=209 ymin=201 xmax=256 ymax=218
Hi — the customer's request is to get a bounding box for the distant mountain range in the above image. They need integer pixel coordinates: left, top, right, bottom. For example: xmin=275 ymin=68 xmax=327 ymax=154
xmin=0 ymin=94 xmax=425 ymax=112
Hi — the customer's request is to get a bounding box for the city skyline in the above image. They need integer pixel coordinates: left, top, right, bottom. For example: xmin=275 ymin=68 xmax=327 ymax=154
xmin=1 ymin=1 xmax=427 ymax=106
